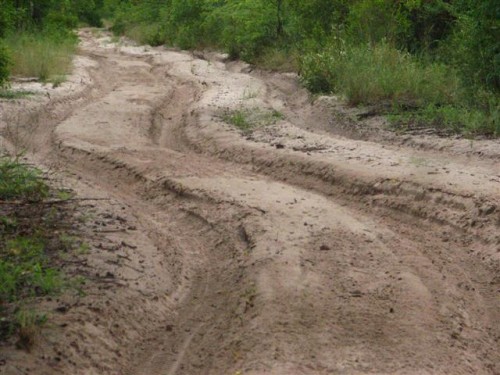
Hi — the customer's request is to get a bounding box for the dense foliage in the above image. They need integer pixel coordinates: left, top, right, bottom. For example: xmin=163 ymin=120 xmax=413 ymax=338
xmin=103 ymin=0 xmax=498 ymax=136
xmin=0 ymin=0 xmax=103 ymax=82
xmin=0 ymin=0 xmax=498 ymax=135
xmin=0 ymin=40 xmax=9 ymax=87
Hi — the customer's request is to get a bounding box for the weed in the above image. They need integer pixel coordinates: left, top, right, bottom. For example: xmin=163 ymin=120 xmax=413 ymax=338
xmin=0 ymin=90 xmax=34 ymax=99
xmin=222 ymin=108 xmax=284 ymax=132
xmin=0 ymin=156 xmax=86 ymax=345
xmin=1 ymin=237 xmax=63 ymax=302
xmin=0 ymin=157 xmax=49 ymax=201
xmin=301 ymin=41 xmax=461 ymax=107
xmin=76 ymin=243 xmax=91 ymax=255
xmin=4 ymin=33 xmax=76 ymax=81
xmin=56 ymin=190 xmax=74 ymax=201
xmin=223 ymin=110 xmax=251 ymax=130
xmin=50 ymin=75 xmax=66 ymax=88
xmin=252 ymin=47 xmax=299 ymax=73
xmin=59 ymin=234 xmax=77 ymax=252
xmin=14 ymin=309 xmax=47 ymax=351
xmin=301 ymin=40 xmax=499 ymax=137
xmin=125 ymin=24 xmax=165 ymax=46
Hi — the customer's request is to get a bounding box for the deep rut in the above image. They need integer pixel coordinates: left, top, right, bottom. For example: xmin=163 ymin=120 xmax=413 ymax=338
xmin=0 ymin=30 xmax=498 ymax=375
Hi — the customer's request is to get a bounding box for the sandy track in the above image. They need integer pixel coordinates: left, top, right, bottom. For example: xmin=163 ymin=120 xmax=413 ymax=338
xmin=0 ymin=30 xmax=499 ymax=375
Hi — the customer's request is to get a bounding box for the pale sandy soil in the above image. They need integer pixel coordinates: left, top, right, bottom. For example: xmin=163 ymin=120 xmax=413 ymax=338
xmin=0 ymin=29 xmax=498 ymax=375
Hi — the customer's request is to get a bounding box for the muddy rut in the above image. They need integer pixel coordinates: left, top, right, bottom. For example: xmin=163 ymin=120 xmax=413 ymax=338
xmin=1 ymin=30 xmax=499 ymax=375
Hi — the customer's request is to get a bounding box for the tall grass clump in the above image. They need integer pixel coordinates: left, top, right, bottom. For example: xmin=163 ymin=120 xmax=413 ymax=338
xmin=124 ymin=23 xmax=166 ymax=46
xmin=0 ymin=156 xmax=86 ymax=345
xmin=301 ymin=40 xmax=461 ymax=108
xmin=0 ymin=157 xmax=48 ymax=201
xmin=0 ymin=40 xmax=10 ymax=87
xmin=4 ymin=33 xmax=76 ymax=81
xmin=300 ymin=39 xmax=498 ymax=136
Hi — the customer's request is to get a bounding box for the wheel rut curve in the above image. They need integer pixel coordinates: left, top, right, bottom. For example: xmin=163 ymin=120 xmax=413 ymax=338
xmin=1 ymin=29 xmax=498 ymax=375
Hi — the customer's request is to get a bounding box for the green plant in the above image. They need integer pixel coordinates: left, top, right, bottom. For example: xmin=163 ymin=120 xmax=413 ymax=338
xmin=0 ymin=157 xmax=49 ymax=201
xmin=125 ymin=23 xmax=165 ymax=46
xmin=4 ymin=32 xmax=76 ymax=81
xmin=222 ymin=108 xmax=284 ymax=132
xmin=56 ymin=189 xmax=74 ymax=201
xmin=0 ymin=237 xmax=62 ymax=303
xmin=301 ymin=40 xmax=461 ymax=106
xmin=14 ymin=309 xmax=47 ymax=351
xmin=0 ymin=156 xmax=87 ymax=345
xmin=0 ymin=40 xmax=10 ymax=87
xmin=223 ymin=110 xmax=251 ymax=130
xmin=59 ymin=234 xmax=77 ymax=251
xmin=0 ymin=89 xmax=34 ymax=99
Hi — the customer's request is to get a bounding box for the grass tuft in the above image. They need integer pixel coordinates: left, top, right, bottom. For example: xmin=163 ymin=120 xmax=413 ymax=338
xmin=0 ymin=156 xmax=86 ymax=345
xmin=4 ymin=33 xmax=76 ymax=81
xmin=0 ymin=90 xmax=35 ymax=100
xmin=222 ymin=108 xmax=284 ymax=132
xmin=0 ymin=157 xmax=49 ymax=201
xmin=14 ymin=309 xmax=47 ymax=351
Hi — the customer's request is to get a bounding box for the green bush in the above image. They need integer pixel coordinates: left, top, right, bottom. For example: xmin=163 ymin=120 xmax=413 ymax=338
xmin=207 ymin=0 xmax=278 ymax=60
xmin=0 ymin=157 xmax=48 ymax=201
xmin=347 ymin=0 xmax=410 ymax=45
xmin=447 ymin=0 xmax=499 ymax=91
xmin=0 ymin=237 xmax=62 ymax=303
xmin=4 ymin=32 xmax=76 ymax=81
xmin=103 ymin=0 xmax=499 ymax=137
xmin=0 ymin=40 xmax=10 ymax=87
xmin=392 ymin=102 xmax=499 ymax=137
xmin=125 ymin=23 xmax=165 ymax=46
xmin=301 ymin=40 xmax=461 ymax=107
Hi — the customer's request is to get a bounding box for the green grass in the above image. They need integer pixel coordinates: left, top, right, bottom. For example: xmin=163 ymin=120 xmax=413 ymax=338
xmin=4 ymin=33 xmax=76 ymax=81
xmin=389 ymin=103 xmax=499 ymax=137
xmin=0 ymin=90 xmax=35 ymax=99
xmin=0 ymin=156 xmax=86 ymax=346
xmin=222 ymin=108 xmax=284 ymax=132
xmin=251 ymin=48 xmax=299 ymax=73
xmin=301 ymin=41 xmax=461 ymax=107
xmin=14 ymin=309 xmax=47 ymax=351
xmin=124 ymin=23 xmax=166 ymax=46
xmin=300 ymin=41 xmax=499 ymax=136
xmin=224 ymin=110 xmax=251 ymax=130
xmin=0 ymin=157 xmax=48 ymax=201
xmin=0 ymin=237 xmax=62 ymax=303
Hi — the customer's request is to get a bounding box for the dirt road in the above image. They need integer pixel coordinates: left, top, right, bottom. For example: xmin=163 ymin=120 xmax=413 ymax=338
xmin=1 ymin=30 xmax=499 ymax=375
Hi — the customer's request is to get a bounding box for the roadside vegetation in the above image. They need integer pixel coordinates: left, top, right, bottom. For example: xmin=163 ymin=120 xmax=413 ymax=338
xmin=103 ymin=0 xmax=499 ymax=137
xmin=222 ymin=108 xmax=284 ymax=133
xmin=0 ymin=0 xmax=101 ymax=84
xmin=0 ymin=156 xmax=85 ymax=349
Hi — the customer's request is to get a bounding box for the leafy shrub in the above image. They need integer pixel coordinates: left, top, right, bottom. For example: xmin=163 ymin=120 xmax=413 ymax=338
xmin=0 ymin=157 xmax=48 ymax=201
xmin=347 ymin=0 xmax=410 ymax=45
xmin=0 ymin=237 xmax=62 ymax=303
xmin=205 ymin=0 xmax=278 ymax=60
xmin=125 ymin=23 xmax=165 ymax=46
xmin=392 ymin=102 xmax=499 ymax=137
xmin=447 ymin=0 xmax=499 ymax=91
xmin=301 ymin=40 xmax=461 ymax=107
xmin=4 ymin=32 xmax=76 ymax=81
xmin=0 ymin=40 xmax=10 ymax=87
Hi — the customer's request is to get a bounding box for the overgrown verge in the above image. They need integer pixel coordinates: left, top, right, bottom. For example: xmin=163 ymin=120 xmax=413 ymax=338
xmin=0 ymin=0 xmax=102 ymax=84
xmin=104 ymin=0 xmax=499 ymax=138
xmin=0 ymin=156 xmax=85 ymax=350
xmin=222 ymin=108 xmax=284 ymax=133
xmin=4 ymin=32 xmax=77 ymax=82
xmin=300 ymin=41 xmax=499 ymax=137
